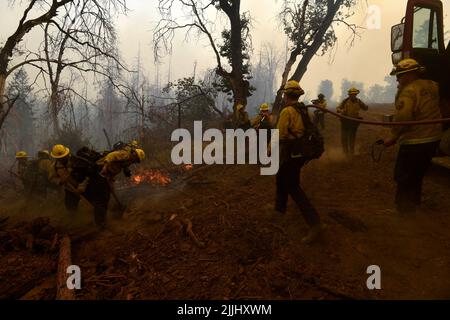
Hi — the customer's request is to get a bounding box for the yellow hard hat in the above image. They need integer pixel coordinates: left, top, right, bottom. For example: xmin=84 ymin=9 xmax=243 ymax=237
xmin=135 ymin=148 xmax=146 ymax=162
xmin=390 ymin=58 xmax=425 ymax=76
xmin=348 ymin=87 xmax=360 ymax=95
xmin=283 ymin=80 xmax=305 ymax=96
xmin=236 ymin=104 xmax=245 ymax=111
xmin=260 ymin=103 xmax=270 ymax=111
xmin=16 ymin=151 xmax=28 ymax=159
xmin=130 ymin=140 xmax=139 ymax=147
xmin=50 ymin=144 xmax=70 ymax=159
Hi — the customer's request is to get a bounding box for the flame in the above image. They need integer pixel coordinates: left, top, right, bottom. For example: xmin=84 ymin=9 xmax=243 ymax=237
xmin=132 ymin=169 xmax=172 ymax=186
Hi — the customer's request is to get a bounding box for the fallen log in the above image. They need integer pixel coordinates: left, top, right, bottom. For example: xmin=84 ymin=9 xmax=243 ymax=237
xmin=56 ymin=236 xmax=76 ymax=300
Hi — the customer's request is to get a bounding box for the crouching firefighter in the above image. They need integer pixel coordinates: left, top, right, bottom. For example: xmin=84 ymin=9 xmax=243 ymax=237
xmin=96 ymin=147 xmax=145 ymax=210
xmin=271 ymin=80 xmax=326 ymax=244
xmin=49 ymin=144 xmax=109 ymax=229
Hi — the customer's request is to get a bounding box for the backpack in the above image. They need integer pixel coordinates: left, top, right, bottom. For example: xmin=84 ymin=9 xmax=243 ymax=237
xmin=73 ymin=147 xmax=105 ymax=178
xmin=76 ymin=147 xmax=104 ymax=163
xmin=289 ymin=103 xmax=325 ymax=160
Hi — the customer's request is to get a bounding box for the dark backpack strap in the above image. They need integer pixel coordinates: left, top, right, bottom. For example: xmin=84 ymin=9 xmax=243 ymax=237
xmin=293 ymin=103 xmax=313 ymax=128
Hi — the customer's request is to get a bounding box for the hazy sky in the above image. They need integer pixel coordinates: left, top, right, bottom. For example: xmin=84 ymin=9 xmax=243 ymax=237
xmin=1 ymin=0 xmax=449 ymax=101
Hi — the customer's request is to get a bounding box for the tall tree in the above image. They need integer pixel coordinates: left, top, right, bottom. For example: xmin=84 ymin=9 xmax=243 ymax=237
xmin=0 ymin=0 xmax=128 ymax=132
xmin=154 ymin=0 xmax=252 ymax=112
xmin=273 ymin=0 xmax=360 ymax=115
xmin=4 ymin=68 xmax=35 ymax=153
xmin=248 ymin=43 xmax=282 ymax=113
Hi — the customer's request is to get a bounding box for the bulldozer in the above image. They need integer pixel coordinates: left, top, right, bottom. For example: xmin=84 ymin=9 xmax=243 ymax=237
xmin=390 ymin=0 xmax=450 ymax=167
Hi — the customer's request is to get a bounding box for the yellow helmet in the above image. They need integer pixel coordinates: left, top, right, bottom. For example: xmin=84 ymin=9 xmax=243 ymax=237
xmin=390 ymin=58 xmax=425 ymax=76
xmin=283 ymin=80 xmax=305 ymax=96
xmin=16 ymin=151 xmax=28 ymax=159
xmin=236 ymin=104 xmax=245 ymax=111
xmin=135 ymin=148 xmax=145 ymax=162
xmin=50 ymin=144 xmax=70 ymax=159
xmin=260 ymin=103 xmax=270 ymax=112
xmin=348 ymin=87 xmax=360 ymax=95
xmin=130 ymin=140 xmax=139 ymax=147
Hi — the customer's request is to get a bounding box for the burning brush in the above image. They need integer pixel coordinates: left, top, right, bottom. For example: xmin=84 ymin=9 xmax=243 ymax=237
xmin=132 ymin=169 xmax=172 ymax=186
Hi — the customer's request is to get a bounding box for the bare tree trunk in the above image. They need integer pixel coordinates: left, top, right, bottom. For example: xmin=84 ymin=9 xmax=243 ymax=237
xmin=272 ymin=51 xmax=300 ymax=117
xmin=291 ymin=3 xmax=340 ymax=81
xmin=272 ymin=0 xmax=342 ymax=118
xmin=50 ymin=90 xmax=61 ymax=135
xmin=0 ymin=73 xmax=6 ymax=111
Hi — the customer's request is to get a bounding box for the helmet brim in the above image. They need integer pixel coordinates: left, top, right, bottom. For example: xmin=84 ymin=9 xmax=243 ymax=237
xmin=390 ymin=66 xmax=426 ymax=76
xmin=51 ymin=147 xmax=70 ymax=159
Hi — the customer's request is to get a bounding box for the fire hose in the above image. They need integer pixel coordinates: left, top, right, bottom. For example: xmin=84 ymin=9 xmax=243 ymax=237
xmin=302 ymin=105 xmax=450 ymax=163
xmin=305 ymin=105 xmax=450 ymax=126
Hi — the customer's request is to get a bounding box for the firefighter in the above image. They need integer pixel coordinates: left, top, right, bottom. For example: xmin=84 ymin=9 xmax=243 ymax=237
xmin=252 ymin=103 xmax=273 ymax=130
xmin=235 ymin=104 xmax=251 ymax=130
xmin=252 ymin=103 xmax=274 ymax=147
xmin=49 ymin=144 xmax=108 ymax=228
xmin=336 ymin=88 xmax=369 ymax=156
xmin=384 ymin=58 xmax=442 ymax=215
xmin=34 ymin=150 xmax=54 ymax=197
xmin=96 ymin=148 xmax=145 ymax=181
xmin=15 ymin=151 xmax=30 ymax=191
xmin=15 ymin=151 xmax=30 ymax=179
xmin=271 ymin=80 xmax=325 ymax=244
xmin=312 ymin=93 xmax=327 ymax=130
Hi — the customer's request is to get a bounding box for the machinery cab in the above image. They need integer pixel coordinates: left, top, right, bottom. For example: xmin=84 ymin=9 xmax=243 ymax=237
xmin=391 ymin=0 xmax=450 ymax=158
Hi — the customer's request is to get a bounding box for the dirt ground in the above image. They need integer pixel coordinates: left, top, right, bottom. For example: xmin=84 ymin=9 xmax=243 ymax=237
xmin=1 ymin=104 xmax=449 ymax=300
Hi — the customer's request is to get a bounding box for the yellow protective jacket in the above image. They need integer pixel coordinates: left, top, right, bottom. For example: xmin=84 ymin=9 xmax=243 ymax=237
xmin=313 ymin=99 xmax=328 ymax=109
xmin=17 ymin=160 xmax=29 ymax=178
xmin=337 ymin=98 xmax=368 ymax=118
xmin=391 ymin=79 xmax=442 ymax=145
xmin=251 ymin=113 xmax=274 ymax=129
xmin=38 ymin=159 xmax=53 ymax=176
xmin=96 ymin=150 xmax=133 ymax=179
xmin=277 ymin=104 xmax=305 ymax=141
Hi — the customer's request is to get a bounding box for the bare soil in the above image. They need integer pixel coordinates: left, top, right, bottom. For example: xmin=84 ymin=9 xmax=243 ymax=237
xmin=1 ymin=104 xmax=449 ymax=300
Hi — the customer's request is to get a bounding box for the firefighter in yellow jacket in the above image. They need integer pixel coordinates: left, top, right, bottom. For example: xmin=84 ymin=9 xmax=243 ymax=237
xmin=15 ymin=151 xmax=31 ymax=192
xmin=252 ymin=103 xmax=274 ymax=147
xmin=272 ymin=80 xmax=325 ymax=244
xmin=49 ymin=144 xmax=108 ymax=228
xmin=312 ymin=93 xmax=328 ymax=130
xmin=337 ymin=88 xmax=369 ymax=156
xmin=384 ymin=58 xmax=442 ymax=215
xmin=96 ymin=148 xmax=145 ymax=181
xmin=34 ymin=150 xmax=54 ymax=197
xmin=252 ymin=103 xmax=273 ymax=129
